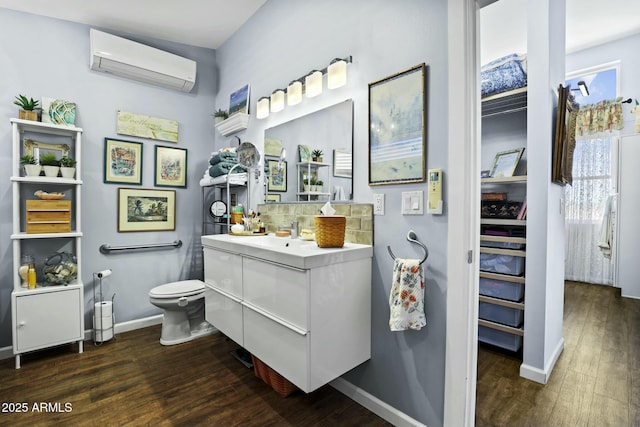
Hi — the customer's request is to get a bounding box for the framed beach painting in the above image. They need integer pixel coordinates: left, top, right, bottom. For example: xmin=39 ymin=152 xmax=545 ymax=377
xmin=117 ymin=188 xmax=176 ymax=232
xmin=104 ymin=138 xmax=143 ymax=185
xmin=154 ymin=145 xmax=187 ymax=188
xmin=229 ymin=84 xmax=250 ymax=116
xmin=368 ymin=63 xmax=427 ymax=185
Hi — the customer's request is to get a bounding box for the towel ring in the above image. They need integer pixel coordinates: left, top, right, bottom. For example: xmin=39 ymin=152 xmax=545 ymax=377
xmin=387 ymin=230 xmax=429 ymax=265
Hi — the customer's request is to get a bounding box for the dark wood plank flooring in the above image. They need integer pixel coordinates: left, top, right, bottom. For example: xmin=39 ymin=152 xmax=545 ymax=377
xmin=0 ymin=326 xmax=391 ymax=427
xmin=476 ymin=281 xmax=640 ymax=427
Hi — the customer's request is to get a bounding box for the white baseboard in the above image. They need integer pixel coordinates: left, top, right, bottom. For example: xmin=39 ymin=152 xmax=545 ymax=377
xmin=330 ymin=377 xmax=427 ymax=427
xmin=519 ymin=337 xmax=565 ymax=384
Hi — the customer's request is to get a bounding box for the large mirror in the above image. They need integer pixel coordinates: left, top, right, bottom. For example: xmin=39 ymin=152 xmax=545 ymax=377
xmin=263 ymin=99 xmax=353 ymax=203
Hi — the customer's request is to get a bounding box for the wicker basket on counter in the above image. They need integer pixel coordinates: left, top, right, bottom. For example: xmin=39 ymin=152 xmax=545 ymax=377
xmin=314 ymin=215 xmax=346 ymax=248
xmin=251 ymin=355 xmax=298 ymax=397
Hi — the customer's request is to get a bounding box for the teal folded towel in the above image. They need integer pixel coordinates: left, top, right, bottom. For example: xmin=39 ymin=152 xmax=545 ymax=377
xmin=210 ymin=151 xmax=237 ymax=166
xmin=209 ymin=161 xmax=246 ymax=177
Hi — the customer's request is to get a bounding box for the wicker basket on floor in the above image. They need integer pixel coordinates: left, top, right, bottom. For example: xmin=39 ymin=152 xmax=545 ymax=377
xmin=314 ymin=215 xmax=346 ymax=248
xmin=251 ymin=355 xmax=298 ymax=397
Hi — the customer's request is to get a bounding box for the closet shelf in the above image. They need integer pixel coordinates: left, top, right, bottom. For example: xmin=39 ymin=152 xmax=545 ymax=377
xmin=479 ymin=295 xmax=524 ymax=310
xmin=480 ymin=235 xmax=526 ymax=245
xmin=480 ymin=271 xmax=526 ymax=284
xmin=481 ymin=175 xmax=527 ymax=184
xmin=481 ymin=218 xmax=526 ymax=226
xmin=480 ymin=247 xmax=526 ymax=258
xmin=481 ymin=87 xmax=528 ymax=117
xmin=478 ymin=318 xmax=524 ymax=336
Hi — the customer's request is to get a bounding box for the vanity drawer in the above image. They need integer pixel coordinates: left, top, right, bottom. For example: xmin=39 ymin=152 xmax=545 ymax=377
xmin=242 ymin=257 xmax=309 ymax=330
xmin=204 ymin=285 xmax=243 ymax=346
xmin=203 ymin=248 xmax=243 ymax=298
xmin=243 ymin=306 xmax=309 ymax=392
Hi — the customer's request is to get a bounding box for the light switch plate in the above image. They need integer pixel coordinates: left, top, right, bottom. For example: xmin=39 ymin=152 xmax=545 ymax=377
xmin=373 ymin=193 xmax=385 ymax=215
xmin=402 ymin=191 xmax=423 ymax=215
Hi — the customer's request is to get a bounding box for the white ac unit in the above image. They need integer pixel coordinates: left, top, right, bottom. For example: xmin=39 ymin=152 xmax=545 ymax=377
xmin=89 ymin=28 xmax=196 ymax=92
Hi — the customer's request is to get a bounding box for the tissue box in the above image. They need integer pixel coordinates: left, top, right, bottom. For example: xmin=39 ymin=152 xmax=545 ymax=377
xmin=314 ymin=215 xmax=346 ymax=248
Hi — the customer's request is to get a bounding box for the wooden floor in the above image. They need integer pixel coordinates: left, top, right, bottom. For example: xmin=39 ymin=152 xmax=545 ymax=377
xmin=0 ymin=326 xmax=391 ymax=427
xmin=476 ymin=281 xmax=640 ymax=427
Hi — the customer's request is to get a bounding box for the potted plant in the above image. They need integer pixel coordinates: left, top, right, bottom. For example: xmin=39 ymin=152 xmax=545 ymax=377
xmin=315 ymin=179 xmax=323 ymax=192
xmin=213 ymin=109 xmax=229 ymax=124
xmin=39 ymin=153 xmax=60 ymax=177
xmin=20 ymin=154 xmax=41 ymax=177
xmin=310 ymin=176 xmax=317 ymax=192
xmin=311 ymin=149 xmax=324 ymax=162
xmin=302 ymin=178 xmax=310 ymax=192
xmin=14 ymin=95 xmax=40 ymax=121
xmin=59 ymin=156 xmax=77 ymax=179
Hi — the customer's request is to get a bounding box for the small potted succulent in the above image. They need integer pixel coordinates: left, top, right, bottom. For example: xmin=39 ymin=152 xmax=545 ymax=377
xmin=302 ymin=178 xmax=310 ymax=192
xmin=213 ymin=108 xmax=229 ymax=124
xmin=311 ymin=149 xmax=323 ymax=162
xmin=39 ymin=153 xmax=60 ymax=177
xmin=20 ymin=154 xmax=41 ymax=177
xmin=14 ymin=95 xmax=40 ymax=121
xmin=59 ymin=155 xmax=77 ymax=179
xmin=315 ymin=179 xmax=324 ymax=192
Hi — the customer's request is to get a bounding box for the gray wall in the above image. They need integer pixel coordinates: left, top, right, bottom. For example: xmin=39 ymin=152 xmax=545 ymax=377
xmin=214 ymin=1 xmax=449 ymax=425
xmin=0 ymin=10 xmax=216 ymax=341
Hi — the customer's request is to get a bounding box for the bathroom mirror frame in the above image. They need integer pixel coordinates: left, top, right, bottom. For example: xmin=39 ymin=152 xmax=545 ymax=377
xmin=263 ymin=99 xmax=354 ymax=203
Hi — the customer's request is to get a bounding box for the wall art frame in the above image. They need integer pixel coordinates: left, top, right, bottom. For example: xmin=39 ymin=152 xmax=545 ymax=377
xmin=267 ymin=159 xmax=287 ymax=192
xmin=368 ymin=63 xmax=427 ymax=185
xmin=117 ymin=187 xmax=176 ymax=232
xmin=489 ymin=147 xmax=525 ymax=178
xmin=229 ymin=84 xmax=250 ymax=116
xmin=154 ymin=145 xmax=188 ymax=188
xmin=117 ymin=111 xmax=179 ymax=143
xmin=104 ymin=138 xmax=143 ymax=185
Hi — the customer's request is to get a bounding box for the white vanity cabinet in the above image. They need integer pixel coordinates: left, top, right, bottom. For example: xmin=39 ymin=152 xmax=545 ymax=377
xmin=202 ymin=235 xmax=372 ymax=393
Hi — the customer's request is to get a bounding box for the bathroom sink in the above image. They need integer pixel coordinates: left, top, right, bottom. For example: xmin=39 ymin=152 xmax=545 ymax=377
xmin=201 ymin=233 xmax=372 ymax=269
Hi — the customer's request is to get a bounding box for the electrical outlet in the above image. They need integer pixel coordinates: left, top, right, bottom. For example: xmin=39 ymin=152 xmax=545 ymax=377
xmin=373 ymin=193 xmax=385 ymax=215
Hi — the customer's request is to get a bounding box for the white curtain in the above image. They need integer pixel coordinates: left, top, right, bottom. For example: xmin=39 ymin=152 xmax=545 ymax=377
xmin=564 ymin=136 xmax=615 ymax=285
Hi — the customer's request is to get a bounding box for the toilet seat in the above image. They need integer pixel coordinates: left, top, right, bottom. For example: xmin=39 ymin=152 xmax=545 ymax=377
xmin=149 ymin=280 xmax=205 ymax=299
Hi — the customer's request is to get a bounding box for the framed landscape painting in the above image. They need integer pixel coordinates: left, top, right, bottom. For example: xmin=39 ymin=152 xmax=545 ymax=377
xmin=154 ymin=146 xmax=187 ymax=188
xmin=368 ymin=63 xmax=427 ymax=185
xmin=118 ymin=188 xmax=176 ymax=232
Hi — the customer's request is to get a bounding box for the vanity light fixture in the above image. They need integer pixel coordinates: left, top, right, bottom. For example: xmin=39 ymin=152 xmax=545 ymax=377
xmin=327 ymin=58 xmax=348 ymax=89
xmin=305 ymin=70 xmax=323 ymax=98
xmin=287 ymin=80 xmax=303 ymax=106
xmin=270 ymin=89 xmax=285 ymax=112
xmin=256 ymin=97 xmax=270 ymax=119
xmin=255 ymin=55 xmax=352 ymax=119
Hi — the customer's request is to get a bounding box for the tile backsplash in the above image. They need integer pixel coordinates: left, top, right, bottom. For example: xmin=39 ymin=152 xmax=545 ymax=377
xmin=256 ymin=202 xmax=373 ymax=245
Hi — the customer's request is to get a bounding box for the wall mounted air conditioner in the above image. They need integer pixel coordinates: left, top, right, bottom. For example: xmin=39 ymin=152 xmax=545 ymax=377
xmin=90 ymin=28 xmax=196 ymax=92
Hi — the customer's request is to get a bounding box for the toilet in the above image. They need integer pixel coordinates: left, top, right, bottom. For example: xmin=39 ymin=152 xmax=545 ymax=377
xmin=148 ymin=280 xmax=215 ymax=345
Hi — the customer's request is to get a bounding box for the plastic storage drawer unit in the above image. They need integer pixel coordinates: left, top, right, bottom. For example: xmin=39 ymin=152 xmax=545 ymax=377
xmin=479 ymin=277 xmax=524 ymax=302
xmin=479 ymin=253 xmax=525 ymax=276
xmin=479 ymin=302 xmax=523 ymax=327
xmin=480 ymin=239 xmax=525 ymax=250
xmin=478 ymin=325 xmax=522 ymax=352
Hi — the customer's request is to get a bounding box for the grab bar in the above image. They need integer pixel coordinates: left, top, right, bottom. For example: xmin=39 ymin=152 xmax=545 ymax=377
xmin=387 ymin=230 xmax=429 ymax=265
xmin=99 ymin=240 xmax=182 ymax=254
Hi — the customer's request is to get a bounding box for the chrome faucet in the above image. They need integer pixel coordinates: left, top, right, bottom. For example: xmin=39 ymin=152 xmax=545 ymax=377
xmin=291 ymin=221 xmax=299 ymax=239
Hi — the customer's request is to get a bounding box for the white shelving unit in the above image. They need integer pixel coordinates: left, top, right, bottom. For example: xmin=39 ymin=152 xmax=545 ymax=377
xmin=479 ymin=101 xmax=528 ymax=352
xmin=296 ymin=161 xmax=331 ymax=201
xmin=10 ymin=118 xmax=84 ymax=369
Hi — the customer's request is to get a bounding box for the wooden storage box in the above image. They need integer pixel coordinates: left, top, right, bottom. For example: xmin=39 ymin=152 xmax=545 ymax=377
xmin=26 ymin=200 xmax=71 ymax=234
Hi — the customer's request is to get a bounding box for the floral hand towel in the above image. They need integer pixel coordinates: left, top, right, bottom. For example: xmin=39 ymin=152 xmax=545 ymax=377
xmin=389 ymin=258 xmax=426 ymax=331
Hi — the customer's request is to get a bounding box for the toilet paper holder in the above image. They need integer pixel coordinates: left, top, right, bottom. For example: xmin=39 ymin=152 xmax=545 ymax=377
xmin=93 ymin=269 xmax=116 ymax=346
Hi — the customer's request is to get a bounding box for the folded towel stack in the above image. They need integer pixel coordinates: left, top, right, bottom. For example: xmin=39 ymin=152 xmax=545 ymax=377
xmin=210 ymin=151 xmax=237 ymax=165
xmin=209 ymin=162 xmax=246 ymax=177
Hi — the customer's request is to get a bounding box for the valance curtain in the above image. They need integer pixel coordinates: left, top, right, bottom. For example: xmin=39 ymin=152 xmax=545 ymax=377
xmin=576 ymin=99 xmax=624 ymax=137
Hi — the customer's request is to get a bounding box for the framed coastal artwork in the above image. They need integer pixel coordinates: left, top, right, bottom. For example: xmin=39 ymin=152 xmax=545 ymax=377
xmin=117 ymin=188 xmax=176 ymax=232
xmin=154 ymin=145 xmax=188 ymax=188
xmin=229 ymin=84 xmax=250 ymax=116
xmin=267 ymin=159 xmax=287 ymax=192
xmin=104 ymin=138 xmax=143 ymax=185
xmin=368 ymin=63 xmax=427 ymax=185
